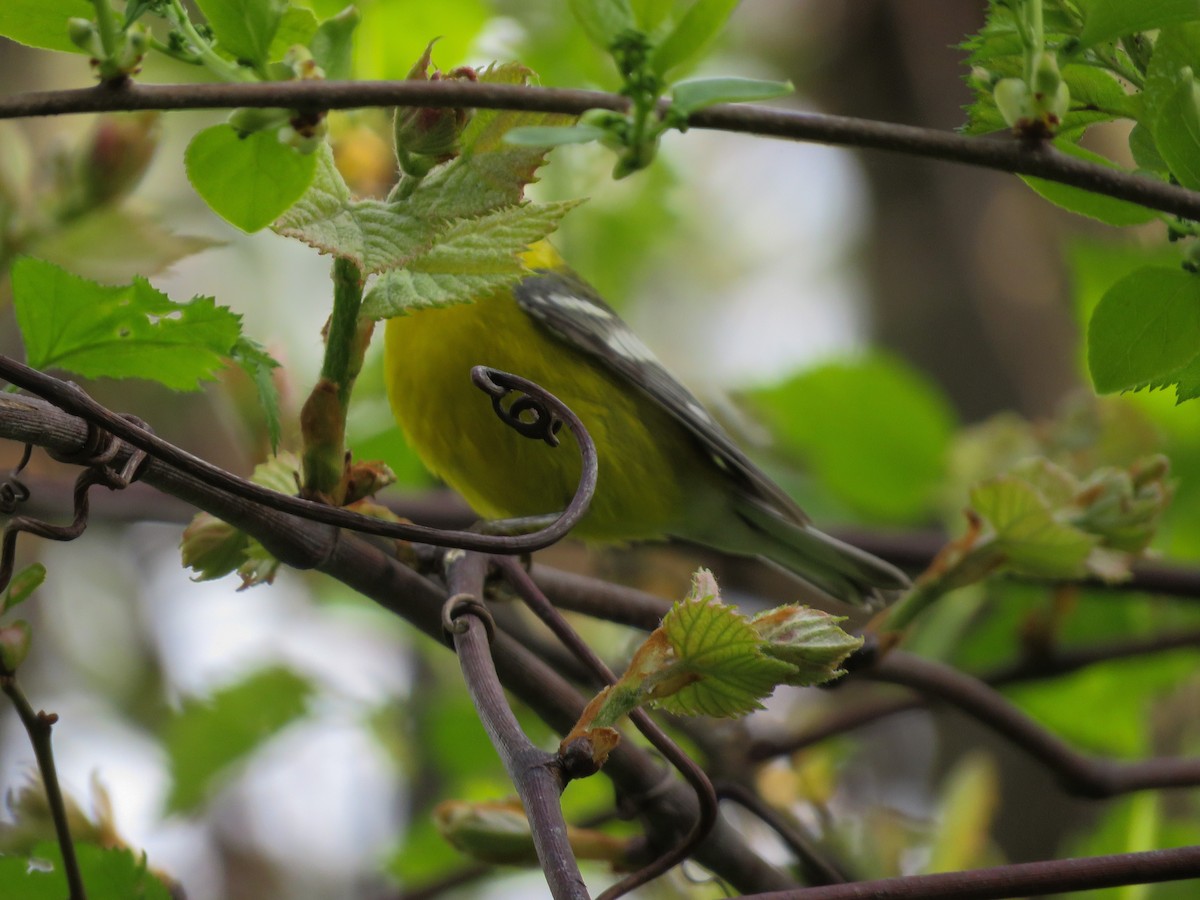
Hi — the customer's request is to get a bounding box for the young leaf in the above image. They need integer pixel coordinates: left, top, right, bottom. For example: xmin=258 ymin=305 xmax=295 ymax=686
xmin=0 ymin=0 xmax=93 ymax=54
xmin=309 ymin=5 xmax=360 ymax=80
xmin=750 ymin=605 xmax=862 ymax=686
xmin=1155 ymin=69 xmax=1200 ymax=191
xmin=195 ymin=0 xmax=287 ymax=67
xmin=3 ymin=563 xmax=46 ymax=614
xmin=361 ymin=200 xmax=580 ymax=319
xmin=1023 ymin=141 xmax=1159 ymax=226
xmin=970 ymin=476 xmax=1098 ymax=578
xmin=670 ymin=76 xmax=793 ymax=116
xmin=274 ymin=142 xmax=440 ymax=272
xmin=6 ymin=842 xmax=173 ymax=900
xmin=164 ymin=667 xmax=312 ymax=812
xmin=1087 ymin=266 xmax=1200 ymax=393
xmin=650 ymin=0 xmax=740 ymax=77
xmin=1077 ymin=0 xmax=1200 ymax=49
xmin=267 ymin=5 xmax=319 ymax=63
xmin=186 ymin=124 xmax=318 ymax=233
xmin=568 ymin=0 xmax=636 ymax=49
xmin=11 ymin=258 xmax=242 ymax=391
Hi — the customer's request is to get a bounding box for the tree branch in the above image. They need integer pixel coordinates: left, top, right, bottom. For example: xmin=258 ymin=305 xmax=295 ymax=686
xmin=2 ymin=80 xmax=1198 ymax=220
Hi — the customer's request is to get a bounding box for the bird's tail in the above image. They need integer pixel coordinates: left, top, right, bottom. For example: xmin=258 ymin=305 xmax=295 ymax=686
xmin=735 ymin=499 xmax=909 ymax=608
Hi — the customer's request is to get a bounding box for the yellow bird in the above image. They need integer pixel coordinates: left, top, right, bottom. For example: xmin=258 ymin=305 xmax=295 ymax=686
xmin=384 ymin=241 xmax=908 ymax=605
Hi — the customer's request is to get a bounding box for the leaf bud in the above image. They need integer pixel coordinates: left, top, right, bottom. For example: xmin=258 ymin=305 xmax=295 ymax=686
xmin=0 ymin=621 xmax=32 ymax=672
xmin=393 ymin=42 xmax=477 ymax=177
xmin=67 ymin=18 xmax=104 ymax=57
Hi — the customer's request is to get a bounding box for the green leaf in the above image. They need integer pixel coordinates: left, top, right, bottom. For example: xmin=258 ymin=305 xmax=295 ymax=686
xmin=0 ymin=0 xmax=92 ymax=53
xmin=274 ymin=143 xmax=439 ymax=272
xmin=309 ymin=5 xmax=359 ymax=80
xmin=1143 ymin=22 xmax=1200 ymax=126
xmin=750 ymin=355 xmax=955 ymax=522
xmin=503 ymin=124 xmax=611 ymax=147
xmin=1155 ymin=69 xmax=1200 ymax=190
xmin=568 ymin=0 xmax=636 ymax=49
xmin=230 ymin=336 xmax=283 ymax=450
xmin=11 ymin=258 xmax=242 ymax=391
xmin=361 ymin=201 xmax=580 ymax=319
xmin=631 ymin=0 xmax=673 ymax=30
xmin=1087 ymin=266 xmax=1200 ymax=393
xmin=970 ymin=476 xmax=1099 ymax=578
xmin=655 ymin=573 xmax=795 ymax=718
xmin=750 ymin=604 xmax=862 ymax=686
xmin=650 ymin=0 xmax=740 ymax=76
xmin=1022 ymin=140 xmax=1159 ymax=226
xmin=1078 ymin=0 xmax=1200 ymax=49
xmin=3 ymin=564 xmax=46 ymax=613
xmin=670 ymin=76 xmax=793 ymax=116
xmin=267 ymin=4 xmax=318 ymax=62
xmin=195 ymin=0 xmax=287 ymax=67
xmin=164 ymin=667 xmax=312 ymax=812
xmin=185 ymin=124 xmax=318 ymax=233
xmin=2 ymin=843 xmax=172 ymax=899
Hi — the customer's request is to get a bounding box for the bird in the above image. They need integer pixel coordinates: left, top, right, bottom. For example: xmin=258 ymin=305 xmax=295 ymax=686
xmin=383 ymin=240 xmax=908 ymax=606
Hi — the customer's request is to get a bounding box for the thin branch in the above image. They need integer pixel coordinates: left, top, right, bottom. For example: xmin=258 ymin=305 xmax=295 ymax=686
xmin=2 ymin=80 xmax=1199 ymax=220
xmin=864 ymin=651 xmax=1200 ymax=798
xmin=749 ymin=627 xmax=1200 ymax=761
xmin=442 ymin=552 xmax=588 ymax=900
xmin=0 ymin=676 xmax=87 ymax=900
xmin=747 ymin=845 xmax=1200 ymax=900
xmin=715 ymin=782 xmax=849 ymax=887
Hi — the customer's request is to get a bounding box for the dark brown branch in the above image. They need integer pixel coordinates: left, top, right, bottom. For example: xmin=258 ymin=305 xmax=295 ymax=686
xmin=748 ymin=845 xmax=1200 ymax=900
xmin=2 ymin=80 xmax=1199 ymax=220
xmin=749 ymin=627 xmax=1200 ymax=761
xmin=442 ymin=552 xmax=587 ymax=900
xmin=864 ymin=651 xmax=1200 ymax=798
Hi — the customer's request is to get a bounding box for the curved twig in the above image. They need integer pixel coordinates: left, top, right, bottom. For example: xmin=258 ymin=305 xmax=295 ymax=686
xmin=0 ymin=356 xmax=595 ymax=556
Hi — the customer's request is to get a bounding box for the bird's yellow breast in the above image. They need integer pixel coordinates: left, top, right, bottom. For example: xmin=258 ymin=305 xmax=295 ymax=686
xmin=384 ymin=284 xmax=696 ymax=540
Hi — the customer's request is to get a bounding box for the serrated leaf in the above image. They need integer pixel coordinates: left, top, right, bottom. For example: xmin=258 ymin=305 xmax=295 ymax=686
xmin=361 ymin=201 xmax=580 ymax=319
xmin=751 ymin=605 xmax=862 ymax=686
xmin=651 ymin=0 xmax=740 ymax=76
xmin=274 ymin=143 xmax=439 ymax=272
xmin=3 ymin=564 xmax=46 ymax=613
xmin=970 ymin=476 xmax=1098 ymax=577
xmin=230 ymin=336 xmax=283 ymax=450
xmin=11 ymin=258 xmax=242 ymax=391
xmin=568 ymin=0 xmax=636 ymax=49
xmin=309 ymin=6 xmax=359 ymax=80
xmin=1078 ymin=0 xmax=1200 ymax=49
xmin=1023 ymin=140 xmax=1159 ymax=226
xmin=402 ymin=63 xmax=576 ymax=221
xmin=164 ymin=667 xmax=312 ymax=812
xmin=1155 ymin=70 xmax=1200 ymax=190
xmin=1087 ymin=266 xmax=1200 ymax=393
xmin=670 ymin=77 xmax=793 ymax=116
xmin=0 ymin=0 xmax=92 ymax=53
xmin=186 ymin=124 xmax=318 ymax=233
xmin=195 ymin=0 xmax=287 ymax=67
xmin=656 ymin=591 xmax=794 ymax=718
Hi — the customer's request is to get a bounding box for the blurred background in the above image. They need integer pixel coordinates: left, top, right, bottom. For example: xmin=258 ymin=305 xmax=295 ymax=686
xmin=1 ymin=1 xmax=1198 ymax=898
